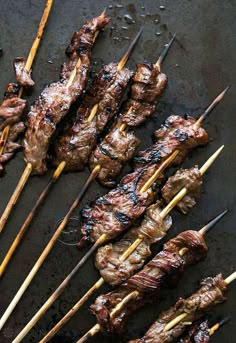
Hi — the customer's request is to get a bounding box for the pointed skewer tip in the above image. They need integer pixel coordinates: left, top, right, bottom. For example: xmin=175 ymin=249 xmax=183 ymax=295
xmin=155 ymin=33 xmax=176 ymax=68
xmin=100 ymin=7 xmax=107 ymax=17
xmin=199 ymin=210 xmax=228 ymax=235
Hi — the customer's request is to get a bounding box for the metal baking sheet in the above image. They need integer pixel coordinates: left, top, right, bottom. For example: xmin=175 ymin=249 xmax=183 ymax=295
xmin=0 ymin=0 xmax=235 ymax=342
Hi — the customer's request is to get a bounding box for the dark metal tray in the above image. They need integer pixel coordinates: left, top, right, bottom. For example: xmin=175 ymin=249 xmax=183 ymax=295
xmin=0 ymin=1 xmax=235 ymax=342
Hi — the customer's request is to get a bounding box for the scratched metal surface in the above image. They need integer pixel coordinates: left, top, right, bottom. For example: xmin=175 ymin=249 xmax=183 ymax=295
xmin=0 ymin=0 xmax=235 ymax=342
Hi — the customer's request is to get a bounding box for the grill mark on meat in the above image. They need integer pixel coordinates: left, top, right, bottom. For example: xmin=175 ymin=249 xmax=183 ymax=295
xmin=162 ymin=166 xmax=202 ymax=214
xmin=91 ymin=231 xmax=208 ymax=334
xmin=129 ymin=275 xmax=226 ymax=343
xmin=89 ymin=63 xmax=167 ymax=186
xmin=22 ymin=14 xmax=110 ymax=174
xmin=96 ymin=201 xmax=172 ymax=286
xmin=133 ymin=115 xmax=209 ymax=170
xmin=51 ymin=63 xmax=133 ymax=171
xmin=79 ymin=168 xmax=157 ymax=245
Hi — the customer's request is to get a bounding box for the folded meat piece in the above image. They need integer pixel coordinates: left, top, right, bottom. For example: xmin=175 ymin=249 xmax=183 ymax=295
xmin=22 ymin=13 xmax=110 ymax=174
xmin=162 ymin=166 xmax=202 ymax=214
xmin=51 ymin=63 xmax=133 ymax=171
xmin=129 ymin=274 xmax=226 ymax=343
xmin=89 ymin=127 xmax=140 ymax=187
xmin=13 ymin=57 xmax=35 ymax=87
xmin=79 ymin=167 xmax=159 ymax=247
xmin=91 ymin=230 xmax=208 ymax=334
xmin=96 ymin=201 xmax=172 ymax=286
xmin=133 ymin=115 xmax=209 ymax=171
xmin=89 ymin=63 xmax=168 ymax=186
xmin=0 ymin=83 xmax=26 ymax=174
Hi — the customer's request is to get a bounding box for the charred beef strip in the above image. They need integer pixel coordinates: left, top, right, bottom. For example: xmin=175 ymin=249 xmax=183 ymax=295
xmin=129 ymin=274 xmax=226 ymax=343
xmin=79 ymin=167 xmax=158 ymax=246
xmin=178 ymin=318 xmax=210 ymax=343
xmin=0 ymin=83 xmax=26 ymax=174
xmin=22 ymin=13 xmax=110 ymax=174
xmin=162 ymin=166 xmax=203 ymax=214
xmin=51 ymin=63 xmax=133 ymax=171
xmin=90 ymin=230 xmax=208 ymax=334
xmin=89 ymin=126 xmax=141 ymax=187
xmin=13 ymin=57 xmax=35 ymax=87
xmin=89 ymin=63 xmax=168 ymax=187
xmin=133 ymin=115 xmax=209 ymax=171
xmin=96 ymin=201 xmax=172 ymax=286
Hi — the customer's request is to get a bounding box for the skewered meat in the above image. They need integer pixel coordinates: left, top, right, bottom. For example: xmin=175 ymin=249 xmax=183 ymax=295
xmin=162 ymin=166 xmax=202 ymax=214
xmin=178 ymin=318 xmax=210 ymax=343
xmin=89 ymin=63 xmax=168 ymax=186
xmin=89 ymin=127 xmax=140 ymax=187
xmin=0 ymin=83 xmax=26 ymax=174
xmin=129 ymin=274 xmax=226 ymax=343
xmin=90 ymin=230 xmax=208 ymax=334
xmin=96 ymin=201 xmax=172 ymax=286
xmin=133 ymin=115 xmax=209 ymax=171
xmin=79 ymin=167 xmax=158 ymax=247
xmin=22 ymin=13 xmax=110 ymax=174
xmin=13 ymin=57 xmax=35 ymax=87
xmin=51 ymin=63 xmax=133 ymax=171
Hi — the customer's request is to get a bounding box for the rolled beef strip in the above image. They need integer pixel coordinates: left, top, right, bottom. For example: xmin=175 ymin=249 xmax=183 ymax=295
xmin=0 ymin=83 xmax=26 ymax=174
xmin=90 ymin=230 xmax=208 ymax=334
xmin=13 ymin=57 xmax=35 ymax=87
xmin=129 ymin=274 xmax=226 ymax=343
xmin=22 ymin=13 xmax=109 ymax=174
xmin=51 ymin=62 xmax=133 ymax=171
xmin=89 ymin=62 xmax=168 ymax=187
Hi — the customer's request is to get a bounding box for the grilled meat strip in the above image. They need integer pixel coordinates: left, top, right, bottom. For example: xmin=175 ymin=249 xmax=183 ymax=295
xmin=162 ymin=166 xmax=202 ymax=214
xmin=96 ymin=201 xmax=172 ymax=286
xmin=13 ymin=57 xmax=35 ymax=87
xmin=79 ymin=167 xmax=158 ymax=247
xmin=0 ymin=83 xmax=26 ymax=174
xmin=129 ymin=274 xmax=226 ymax=343
xmin=90 ymin=231 xmax=208 ymax=334
xmin=22 ymin=13 xmax=109 ymax=174
xmin=178 ymin=319 xmax=210 ymax=343
xmin=133 ymin=115 xmax=209 ymax=171
xmin=89 ymin=126 xmax=140 ymax=187
xmin=89 ymin=63 xmax=168 ymax=187
xmin=51 ymin=63 xmax=133 ymax=171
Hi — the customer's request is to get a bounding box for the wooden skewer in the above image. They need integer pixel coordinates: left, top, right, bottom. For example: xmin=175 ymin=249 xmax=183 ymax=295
xmin=0 ymin=0 xmax=53 ymax=233
xmin=0 ymin=30 xmax=141 ymax=279
xmin=209 ymin=316 xmax=231 ymax=336
xmin=0 ymin=126 xmax=10 ymax=155
xmin=76 ymin=214 xmax=223 ymax=343
xmin=163 ymin=273 xmax=235 ymax=333
xmin=37 ymin=209 xmax=226 ymax=343
xmin=0 ymin=161 xmax=66 ymax=277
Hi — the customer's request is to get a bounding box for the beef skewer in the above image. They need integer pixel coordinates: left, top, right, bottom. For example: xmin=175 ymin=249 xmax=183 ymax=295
xmin=0 ymin=10 xmax=109 ymax=233
xmin=0 ymin=32 xmax=141 ymax=278
xmin=76 ymin=217 xmax=225 ymax=343
xmin=0 ymin=0 xmax=53 ymax=179
xmin=14 ymin=94 xmax=225 ymax=340
xmin=128 ymin=276 xmax=234 ymax=343
xmin=32 ymin=148 xmax=223 ymax=343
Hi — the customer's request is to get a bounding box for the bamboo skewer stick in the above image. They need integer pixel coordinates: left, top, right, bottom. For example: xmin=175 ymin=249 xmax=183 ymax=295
xmin=0 ymin=162 xmax=66 ymax=277
xmin=0 ymin=30 xmax=141 ymax=277
xmin=0 ymin=0 xmax=53 ymax=233
xmin=76 ymin=213 xmax=225 ymax=343
xmin=21 ymin=150 xmax=224 ymax=343
xmin=0 ymin=126 xmax=10 ymax=155
xmin=209 ymin=316 xmax=231 ymax=336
